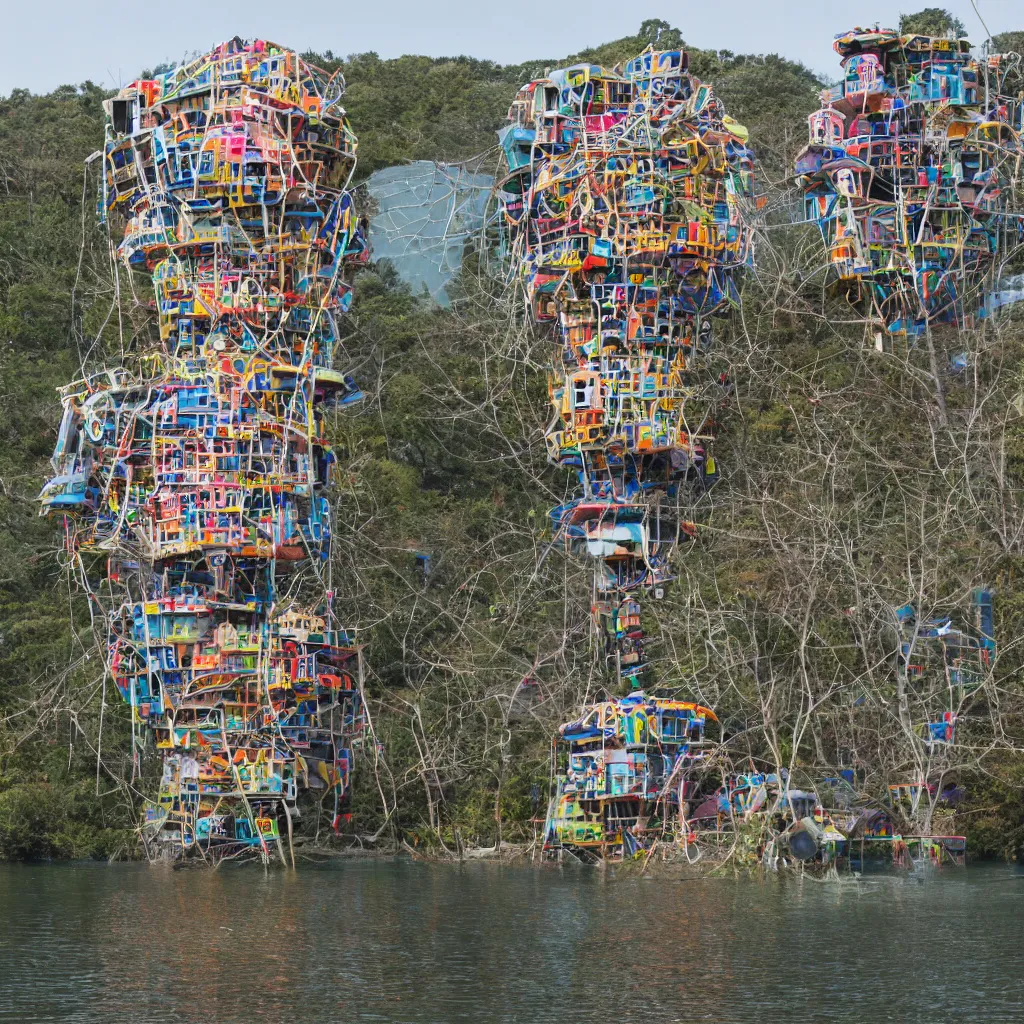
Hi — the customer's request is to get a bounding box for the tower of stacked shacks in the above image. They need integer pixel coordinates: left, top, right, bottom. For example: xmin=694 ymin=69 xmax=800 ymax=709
xmin=496 ymin=49 xmax=755 ymax=857
xmin=39 ymin=39 xmax=369 ymax=863
xmin=795 ymin=28 xmax=1023 ymax=336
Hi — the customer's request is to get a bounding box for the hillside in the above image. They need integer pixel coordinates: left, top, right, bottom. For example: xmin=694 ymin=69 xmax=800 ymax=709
xmin=2 ymin=16 xmax=1024 ymax=861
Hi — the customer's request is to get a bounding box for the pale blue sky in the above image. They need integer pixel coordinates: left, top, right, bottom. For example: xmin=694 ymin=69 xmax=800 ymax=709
xmin=3 ymin=0 xmax=1021 ymax=95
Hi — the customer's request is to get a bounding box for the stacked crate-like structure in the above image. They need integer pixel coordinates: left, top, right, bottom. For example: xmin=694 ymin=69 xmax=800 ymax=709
xmin=497 ymin=48 xmax=756 ymax=690
xmin=795 ymin=28 xmax=1023 ymax=335
xmin=40 ymin=38 xmax=369 ymax=860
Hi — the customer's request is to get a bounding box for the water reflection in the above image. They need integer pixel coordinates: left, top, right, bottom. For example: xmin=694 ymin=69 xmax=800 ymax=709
xmin=1 ymin=861 xmax=1021 ymax=1022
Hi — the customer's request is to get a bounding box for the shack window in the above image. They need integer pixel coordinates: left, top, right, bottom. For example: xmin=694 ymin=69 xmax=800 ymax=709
xmin=112 ymin=99 xmax=135 ymax=134
xmin=573 ymin=377 xmax=595 ymax=409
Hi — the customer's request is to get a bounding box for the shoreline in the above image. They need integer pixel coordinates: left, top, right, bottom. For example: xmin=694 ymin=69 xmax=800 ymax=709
xmin=1 ymin=839 xmax=1006 ymax=877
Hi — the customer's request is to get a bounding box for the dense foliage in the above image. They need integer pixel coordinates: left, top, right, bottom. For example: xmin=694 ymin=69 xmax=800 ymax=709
xmin=2 ymin=16 xmax=1024 ymax=861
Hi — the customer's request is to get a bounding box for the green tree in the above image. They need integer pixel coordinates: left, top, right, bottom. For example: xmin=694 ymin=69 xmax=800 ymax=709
xmin=899 ymin=8 xmax=968 ymax=38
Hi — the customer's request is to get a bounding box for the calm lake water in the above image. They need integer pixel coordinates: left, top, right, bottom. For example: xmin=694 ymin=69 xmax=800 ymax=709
xmin=0 ymin=859 xmax=1020 ymax=1023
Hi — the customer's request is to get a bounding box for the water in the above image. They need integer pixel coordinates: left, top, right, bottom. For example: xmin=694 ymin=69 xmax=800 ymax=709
xmin=0 ymin=860 xmax=1020 ymax=1022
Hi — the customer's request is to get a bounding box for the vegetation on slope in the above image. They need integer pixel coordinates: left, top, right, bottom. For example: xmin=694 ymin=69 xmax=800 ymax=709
xmin=1 ymin=15 xmax=1024 ymax=860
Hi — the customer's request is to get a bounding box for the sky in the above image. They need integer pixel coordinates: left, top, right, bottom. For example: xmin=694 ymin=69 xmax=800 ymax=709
xmin=2 ymin=0 xmax=1021 ymax=95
